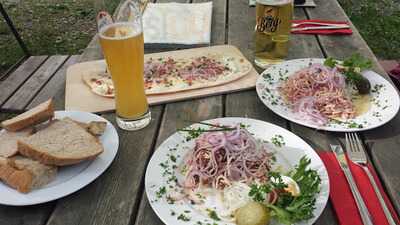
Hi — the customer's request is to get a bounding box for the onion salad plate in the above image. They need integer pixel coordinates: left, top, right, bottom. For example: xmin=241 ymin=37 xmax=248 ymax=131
xmin=145 ymin=117 xmax=329 ymax=225
xmin=0 ymin=111 xmax=119 ymax=206
xmin=256 ymin=58 xmax=400 ymax=132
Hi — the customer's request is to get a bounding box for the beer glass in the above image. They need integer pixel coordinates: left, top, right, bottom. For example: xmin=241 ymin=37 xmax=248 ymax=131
xmin=254 ymin=0 xmax=293 ymax=68
xmin=98 ymin=0 xmax=151 ymax=130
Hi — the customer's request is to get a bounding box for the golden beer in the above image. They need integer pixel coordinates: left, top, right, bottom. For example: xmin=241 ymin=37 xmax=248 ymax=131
xmin=99 ymin=22 xmax=150 ymax=130
xmin=254 ymin=0 xmax=293 ymax=68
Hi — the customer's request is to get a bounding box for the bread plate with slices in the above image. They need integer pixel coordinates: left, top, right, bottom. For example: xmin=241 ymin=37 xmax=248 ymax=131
xmin=0 ymin=99 xmax=119 ymax=206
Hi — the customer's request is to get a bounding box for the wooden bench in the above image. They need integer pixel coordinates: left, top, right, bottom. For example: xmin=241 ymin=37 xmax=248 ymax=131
xmin=0 ymin=55 xmax=80 ymax=112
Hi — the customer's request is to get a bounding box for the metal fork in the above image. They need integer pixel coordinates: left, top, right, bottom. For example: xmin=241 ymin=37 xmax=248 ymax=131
xmin=346 ymin=133 xmax=397 ymax=225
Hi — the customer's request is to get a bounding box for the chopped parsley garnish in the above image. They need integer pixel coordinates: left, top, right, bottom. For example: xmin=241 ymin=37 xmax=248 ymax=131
xmin=206 ymin=209 xmax=221 ymax=221
xmin=348 ymin=122 xmax=363 ymax=128
xmin=269 ymin=171 xmax=288 ymax=190
xmin=249 ymin=183 xmax=272 ymax=203
xmin=166 ymin=196 xmax=175 ymax=204
xmin=271 ymin=135 xmax=285 ymax=147
xmin=372 ymin=84 xmax=384 ymax=93
xmin=156 ymin=186 xmax=166 ymax=198
xmin=170 ymin=155 xmax=177 ymax=162
xmin=177 ymin=213 xmax=191 ymax=221
xmin=249 ymin=172 xmax=287 ymax=203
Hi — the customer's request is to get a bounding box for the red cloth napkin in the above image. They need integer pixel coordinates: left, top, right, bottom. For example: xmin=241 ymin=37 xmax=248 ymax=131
xmin=291 ymin=19 xmax=353 ymax=35
xmin=318 ymin=152 xmax=400 ymax=225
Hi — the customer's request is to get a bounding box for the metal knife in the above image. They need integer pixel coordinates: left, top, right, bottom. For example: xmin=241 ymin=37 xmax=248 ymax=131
xmin=330 ymin=144 xmax=374 ymax=225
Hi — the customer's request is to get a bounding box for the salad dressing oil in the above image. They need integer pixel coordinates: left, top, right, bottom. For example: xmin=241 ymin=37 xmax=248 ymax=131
xmin=353 ymin=94 xmax=371 ymax=116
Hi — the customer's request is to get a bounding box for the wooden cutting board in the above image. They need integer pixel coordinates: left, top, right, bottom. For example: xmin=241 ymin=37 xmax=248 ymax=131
xmin=65 ymin=45 xmax=259 ymax=113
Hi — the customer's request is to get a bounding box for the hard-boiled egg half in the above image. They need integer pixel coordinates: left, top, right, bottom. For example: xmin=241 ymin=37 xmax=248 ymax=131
xmin=272 ymin=175 xmax=301 ymax=197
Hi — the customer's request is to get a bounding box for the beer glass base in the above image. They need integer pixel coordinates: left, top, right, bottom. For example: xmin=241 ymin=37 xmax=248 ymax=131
xmin=254 ymin=58 xmax=284 ymax=69
xmin=116 ymin=110 xmax=151 ymax=131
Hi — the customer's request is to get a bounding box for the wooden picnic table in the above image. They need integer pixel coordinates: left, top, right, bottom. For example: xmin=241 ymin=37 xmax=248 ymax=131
xmin=0 ymin=0 xmax=399 ymax=224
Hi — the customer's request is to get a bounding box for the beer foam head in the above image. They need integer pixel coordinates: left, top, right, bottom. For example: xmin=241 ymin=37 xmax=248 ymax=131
xmin=99 ymin=22 xmax=142 ymax=40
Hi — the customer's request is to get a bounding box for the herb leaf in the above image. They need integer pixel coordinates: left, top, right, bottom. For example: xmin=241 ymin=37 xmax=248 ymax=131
xmin=324 ymin=57 xmax=337 ymax=68
xmin=266 ymin=156 xmax=321 ymax=224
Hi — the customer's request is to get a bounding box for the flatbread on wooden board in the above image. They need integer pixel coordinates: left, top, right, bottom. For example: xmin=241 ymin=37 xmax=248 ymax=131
xmin=82 ymin=71 xmax=114 ymax=98
xmin=81 ymin=53 xmax=252 ymax=97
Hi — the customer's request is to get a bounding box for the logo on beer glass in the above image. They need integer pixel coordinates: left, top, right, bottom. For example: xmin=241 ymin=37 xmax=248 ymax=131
xmin=256 ymin=7 xmax=282 ymax=33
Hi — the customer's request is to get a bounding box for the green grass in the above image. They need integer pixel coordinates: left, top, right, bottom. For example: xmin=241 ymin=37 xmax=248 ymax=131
xmin=1 ymin=0 xmax=399 ymax=75
xmin=338 ymin=0 xmax=400 ymax=59
xmin=0 ymin=0 xmax=121 ymax=74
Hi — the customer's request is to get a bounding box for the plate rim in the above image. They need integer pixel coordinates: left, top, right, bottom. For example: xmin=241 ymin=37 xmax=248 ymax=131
xmin=145 ymin=117 xmax=330 ymax=225
xmin=255 ymin=58 xmax=400 ymax=132
xmin=0 ymin=110 xmax=119 ymax=206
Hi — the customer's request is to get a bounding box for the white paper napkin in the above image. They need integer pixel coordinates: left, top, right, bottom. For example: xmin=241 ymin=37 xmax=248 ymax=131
xmin=142 ymin=2 xmax=213 ymax=45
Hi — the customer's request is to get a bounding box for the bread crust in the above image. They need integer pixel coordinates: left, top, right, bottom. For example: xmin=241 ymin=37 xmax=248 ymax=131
xmin=1 ymin=99 xmax=54 ymax=132
xmin=0 ymin=163 xmax=33 ymax=193
xmin=18 ymin=140 xmax=103 ymax=166
xmin=0 ymin=128 xmax=34 ymax=158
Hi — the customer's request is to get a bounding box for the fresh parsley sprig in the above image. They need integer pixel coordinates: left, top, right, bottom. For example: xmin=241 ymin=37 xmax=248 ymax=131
xmin=248 ymin=156 xmax=321 ymax=225
xmin=248 ymin=172 xmax=288 ymax=203
xmin=324 ymin=54 xmax=372 ymax=94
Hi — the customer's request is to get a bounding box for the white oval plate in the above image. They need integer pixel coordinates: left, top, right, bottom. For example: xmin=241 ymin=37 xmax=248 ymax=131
xmin=0 ymin=111 xmax=119 ymax=206
xmin=256 ymin=58 xmax=400 ymax=132
xmin=145 ymin=117 xmax=329 ymax=225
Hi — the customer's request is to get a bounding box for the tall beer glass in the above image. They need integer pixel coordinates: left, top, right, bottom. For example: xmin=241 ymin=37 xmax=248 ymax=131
xmin=254 ymin=0 xmax=293 ymax=68
xmin=98 ymin=0 xmax=150 ymax=130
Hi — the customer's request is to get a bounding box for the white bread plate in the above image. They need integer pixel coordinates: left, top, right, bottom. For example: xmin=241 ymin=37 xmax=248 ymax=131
xmin=0 ymin=111 xmax=119 ymax=206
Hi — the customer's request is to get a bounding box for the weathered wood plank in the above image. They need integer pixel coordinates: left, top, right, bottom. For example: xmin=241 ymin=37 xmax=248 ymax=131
xmin=0 ymin=202 xmax=55 ymax=225
xmin=0 ymin=56 xmax=48 ymax=107
xmin=79 ymin=47 xmax=103 ymax=62
xmin=2 ymin=56 xmax=69 ymax=111
xmin=307 ymin=0 xmax=400 ymax=214
xmin=46 ymin=107 xmax=163 ymax=225
xmin=226 ymin=0 xmax=286 ymax=126
xmin=227 ymin=0 xmax=256 ymax=65
xmin=194 ymin=0 xmax=227 ymax=45
xmin=134 ymin=0 xmax=228 ymax=224
xmin=47 ymin=2 xmax=168 ymax=225
xmin=27 ymin=56 xmax=81 ymax=109
xmin=226 ymin=2 xmax=339 ymax=224
xmin=306 ymin=0 xmax=386 ymax=75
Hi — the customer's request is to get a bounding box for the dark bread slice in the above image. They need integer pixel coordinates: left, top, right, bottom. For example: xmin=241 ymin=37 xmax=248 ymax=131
xmin=0 ymin=156 xmax=57 ymax=193
xmin=18 ymin=117 xmax=104 ymax=166
xmin=1 ymin=99 xmax=54 ymax=132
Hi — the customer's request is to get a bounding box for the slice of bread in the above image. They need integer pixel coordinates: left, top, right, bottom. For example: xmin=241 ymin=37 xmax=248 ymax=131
xmin=0 ymin=156 xmax=57 ymax=193
xmin=1 ymin=99 xmax=54 ymax=132
xmin=75 ymin=121 xmax=107 ymax=136
xmin=18 ymin=117 xmax=104 ymax=166
xmin=0 ymin=128 xmax=34 ymax=158
xmin=87 ymin=121 xmax=107 ymax=136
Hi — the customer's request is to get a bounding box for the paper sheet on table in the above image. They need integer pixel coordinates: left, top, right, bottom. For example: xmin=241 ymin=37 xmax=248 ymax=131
xmin=142 ymin=2 xmax=212 ymax=45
